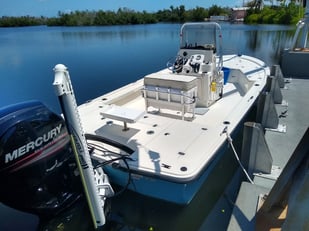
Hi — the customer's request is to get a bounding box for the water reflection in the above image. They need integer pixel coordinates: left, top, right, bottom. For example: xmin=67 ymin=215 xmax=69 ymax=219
xmin=246 ymin=30 xmax=261 ymax=52
xmin=245 ymin=28 xmax=295 ymax=64
xmin=59 ymin=24 xmax=180 ymax=44
xmin=220 ymin=24 xmax=295 ymax=65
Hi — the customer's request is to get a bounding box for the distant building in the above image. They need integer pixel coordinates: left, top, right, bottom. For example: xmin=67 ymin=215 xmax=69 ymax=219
xmin=231 ymin=7 xmax=250 ymax=22
xmin=209 ymin=15 xmax=229 ymax=21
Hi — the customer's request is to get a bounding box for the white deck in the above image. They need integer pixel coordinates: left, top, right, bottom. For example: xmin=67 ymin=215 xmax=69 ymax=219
xmin=79 ymin=55 xmax=269 ymax=182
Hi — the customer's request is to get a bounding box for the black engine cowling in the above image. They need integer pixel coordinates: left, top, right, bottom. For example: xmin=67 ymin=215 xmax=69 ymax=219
xmin=0 ymin=101 xmax=82 ymax=218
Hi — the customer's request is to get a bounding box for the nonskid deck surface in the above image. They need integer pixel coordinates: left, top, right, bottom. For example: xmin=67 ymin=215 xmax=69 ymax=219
xmin=79 ymin=55 xmax=269 ymax=182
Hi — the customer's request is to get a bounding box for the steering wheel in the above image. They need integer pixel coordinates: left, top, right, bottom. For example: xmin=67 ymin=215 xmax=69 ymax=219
xmin=167 ymin=55 xmax=185 ymax=73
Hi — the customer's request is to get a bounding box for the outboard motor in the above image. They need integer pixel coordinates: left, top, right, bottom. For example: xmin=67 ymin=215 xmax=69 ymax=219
xmin=0 ymin=101 xmax=82 ymax=218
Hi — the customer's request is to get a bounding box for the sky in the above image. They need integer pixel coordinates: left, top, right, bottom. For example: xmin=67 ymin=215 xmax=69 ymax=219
xmin=1 ymin=0 xmax=245 ymax=17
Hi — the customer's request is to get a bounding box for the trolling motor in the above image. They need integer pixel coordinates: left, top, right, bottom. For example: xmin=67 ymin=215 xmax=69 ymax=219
xmin=53 ymin=64 xmax=114 ymax=229
xmin=0 ymin=101 xmax=82 ymax=217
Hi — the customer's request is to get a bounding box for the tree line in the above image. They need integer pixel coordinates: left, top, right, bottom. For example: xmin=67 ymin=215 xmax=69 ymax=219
xmin=0 ymin=5 xmax=228 ymax=27
xmin=245 ymin=1 xmax=304 ymax=24
xmin=0 ymin=4 xmax=304 ymax=27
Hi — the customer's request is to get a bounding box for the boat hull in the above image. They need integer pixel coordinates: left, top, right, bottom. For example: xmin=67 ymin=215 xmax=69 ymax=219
xmin=102 ymin=113 xmax=252 ymax=205
xmin=91 ymin=77 xmax=264 ymax=204
xmin=79 ymin=23 xmax=269 ymax=206
xmin=81 ymin=55 xmax=268 ymax=204
xmin=104 ymin=140 xmax=229 ymax=205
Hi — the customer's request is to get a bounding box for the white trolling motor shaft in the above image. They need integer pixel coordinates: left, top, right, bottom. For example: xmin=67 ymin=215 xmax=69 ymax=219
xmin=53 ymin=64 xmax=114 ymax=229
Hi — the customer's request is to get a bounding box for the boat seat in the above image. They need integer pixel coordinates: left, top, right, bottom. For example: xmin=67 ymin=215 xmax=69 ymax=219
xmin=143 ymin=72 xmax=197 ymax=119
xmin=144 ymin=72 xmax=197 ymax=90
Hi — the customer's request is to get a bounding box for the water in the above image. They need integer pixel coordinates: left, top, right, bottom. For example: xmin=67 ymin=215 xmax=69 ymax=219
xmin=0 ymin=23 xmax=295 ymax=231
xmin=0 ymin=24 xmax=182 ymax=112
xmin=0 ymin=23 xmax=295 ymax=111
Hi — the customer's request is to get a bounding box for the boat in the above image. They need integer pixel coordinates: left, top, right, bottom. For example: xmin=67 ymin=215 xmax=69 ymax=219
xmin=72 ymin=22 xmax=270 ymax=205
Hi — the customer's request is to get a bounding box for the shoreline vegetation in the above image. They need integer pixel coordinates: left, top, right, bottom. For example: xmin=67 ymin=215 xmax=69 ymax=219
xmin=0 ymin=3 xmax=304 ymax=27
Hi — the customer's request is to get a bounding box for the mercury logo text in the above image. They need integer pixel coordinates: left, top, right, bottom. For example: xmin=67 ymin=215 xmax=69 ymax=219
xmin=4 ymin=124 xmax=63 ymax=164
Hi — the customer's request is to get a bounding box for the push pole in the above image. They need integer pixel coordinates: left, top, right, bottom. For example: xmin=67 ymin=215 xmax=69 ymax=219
xmin=53 ymin=64 xmax=110 ymax=229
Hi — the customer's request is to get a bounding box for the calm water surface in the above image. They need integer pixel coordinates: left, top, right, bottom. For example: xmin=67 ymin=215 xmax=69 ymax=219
xmin=0 ymin=23 xmax=294 ymax=111
xmin=0 ymin=23 xmax=295 ymax=231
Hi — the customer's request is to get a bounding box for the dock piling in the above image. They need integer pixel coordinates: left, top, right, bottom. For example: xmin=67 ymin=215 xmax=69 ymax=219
xmin=256 ymin=74 xmax=287 ymax=133
xmin=256 ymin=92 xmax=287 ymax=132
xmin=266 ymin=75 xmax=283 ymax=104
xmin=270 ymin=65 xmax=285 ymax=88
xmin=241 ymin=122 xmax=273 ymax=178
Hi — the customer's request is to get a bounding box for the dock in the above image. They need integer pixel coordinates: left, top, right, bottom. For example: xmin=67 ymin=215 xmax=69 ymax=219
xmin=199 ymin=66 xmax=309 ymax=230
